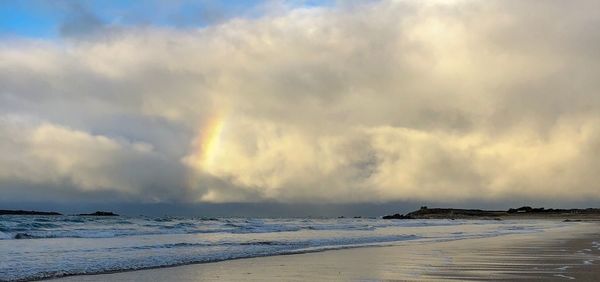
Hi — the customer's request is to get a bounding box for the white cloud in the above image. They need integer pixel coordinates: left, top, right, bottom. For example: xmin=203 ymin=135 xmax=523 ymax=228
xmin=1 ymin=1 xmax=600 ymax=203
xmin=0 ymin=117 xmax=189 ymax=201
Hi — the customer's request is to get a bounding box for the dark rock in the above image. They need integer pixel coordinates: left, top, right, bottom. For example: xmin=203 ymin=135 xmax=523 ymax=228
xmin=14 ymin=233 xmax=35 ymax=239
xmin=78 ymin=211 xmax=119 ymax=216
xmin=0 ymin=209 xmax=62 ymax=216
xmin=382 ymin=213 xmax=412 ymax=219
xmin=508 ymin=206 xmax=533 ymax=213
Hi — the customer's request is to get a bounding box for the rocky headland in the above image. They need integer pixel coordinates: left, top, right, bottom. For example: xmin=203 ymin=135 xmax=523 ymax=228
xmin=383 ymin=206 xmax=600 ymax=220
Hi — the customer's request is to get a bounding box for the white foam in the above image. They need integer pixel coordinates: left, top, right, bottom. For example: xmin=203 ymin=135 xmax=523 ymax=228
xmin=554 ymin=274 xmax=575 ymax=280
xmin=0 ymin=231 xmax=11 ymax=240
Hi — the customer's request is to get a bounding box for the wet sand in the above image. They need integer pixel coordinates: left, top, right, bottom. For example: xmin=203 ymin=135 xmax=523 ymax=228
xmin=54 ymin=222 xmax=600 ymax=281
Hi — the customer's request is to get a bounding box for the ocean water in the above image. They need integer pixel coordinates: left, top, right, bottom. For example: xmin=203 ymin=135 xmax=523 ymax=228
xmin=0 ymin=215 xmax=572 ymax=281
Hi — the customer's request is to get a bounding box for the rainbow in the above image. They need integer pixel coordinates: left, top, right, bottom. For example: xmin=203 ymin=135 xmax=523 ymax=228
xmin=190 ymin=113 xmax=226 ymax=170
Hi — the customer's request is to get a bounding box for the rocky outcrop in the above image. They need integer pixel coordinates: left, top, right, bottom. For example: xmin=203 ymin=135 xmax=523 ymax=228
xmin=0 ymin=210 xmax=62 ymax=216
xmin=14 ymin=233 xmax=35 ymax=239
xmin=383 ymin=206 xmax=505 ymax=219
xmin=382 ymin=213 xmax=413 ymax=219
xmin=383 ymin=206 xmax=600 ymax=220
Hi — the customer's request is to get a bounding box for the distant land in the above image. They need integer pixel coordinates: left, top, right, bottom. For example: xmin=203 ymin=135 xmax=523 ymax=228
xmin=0 ymin=210 xmax=118 ymax=216
xmin=383 ymin=206 xmax=600 ymax=220
xmin=0 ymin=209 xmax=62 ymax=216
xmin=3 ymin=207 xmax=600 ymax=219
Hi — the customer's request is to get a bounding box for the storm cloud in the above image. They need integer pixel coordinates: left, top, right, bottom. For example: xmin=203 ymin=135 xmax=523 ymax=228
xmin=1 ymin=0 xmax=600 ymax=204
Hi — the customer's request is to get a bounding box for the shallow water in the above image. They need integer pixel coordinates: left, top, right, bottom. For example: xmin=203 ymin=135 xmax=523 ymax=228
xmin=0 ymin=215 xmax=572 ymax=281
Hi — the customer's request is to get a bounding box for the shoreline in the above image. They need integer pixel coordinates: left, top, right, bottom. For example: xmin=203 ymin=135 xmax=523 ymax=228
xmin=34 ymin=240 xmax=417 ymax=281
xmin=50 ymin=221 xmax=600 ymax=281
xmin=36 ymin=234 xmax=492 ymax=281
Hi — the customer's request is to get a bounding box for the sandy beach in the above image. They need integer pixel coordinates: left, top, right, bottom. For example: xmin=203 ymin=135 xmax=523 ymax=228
xmin=52 ymin=221 xmax=600 ymax=281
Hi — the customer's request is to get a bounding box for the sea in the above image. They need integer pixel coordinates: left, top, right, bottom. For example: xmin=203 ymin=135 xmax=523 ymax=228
xmin=0 ymin=215 xmax=573 ymax=281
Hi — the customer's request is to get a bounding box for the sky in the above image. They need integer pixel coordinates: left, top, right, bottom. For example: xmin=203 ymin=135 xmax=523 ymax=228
xmin=1 ymin=0 xmax=600 ymax=216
